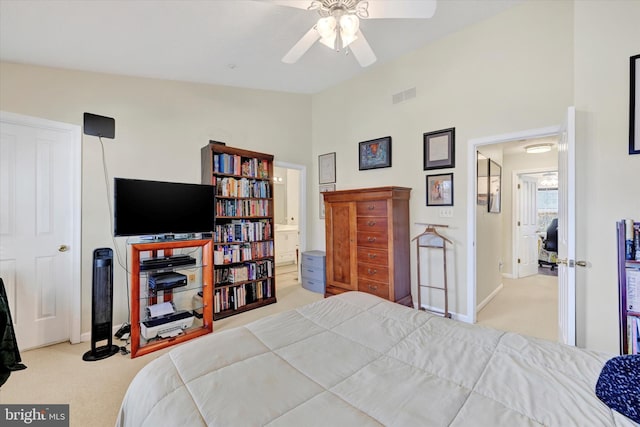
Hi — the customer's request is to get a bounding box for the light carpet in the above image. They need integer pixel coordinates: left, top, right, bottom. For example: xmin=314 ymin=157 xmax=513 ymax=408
xmin=477 ymin=273 xmax=558 ymax=342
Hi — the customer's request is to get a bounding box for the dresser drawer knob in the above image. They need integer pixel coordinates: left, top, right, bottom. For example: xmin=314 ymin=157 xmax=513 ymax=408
xmin=367 ymin=268 xmax=377 ymax=275
xmin=367 ymin=205 xmax=375 ymax=210
xmin=368 ymin=284 xmax=378 ymax=291
xmin=367 ymin=220 xmax=377 ymax=226
xmin=367 ymin=253 xmax=377 ymax=259
xmin=367 ymin=237 xmax=377 ymax=243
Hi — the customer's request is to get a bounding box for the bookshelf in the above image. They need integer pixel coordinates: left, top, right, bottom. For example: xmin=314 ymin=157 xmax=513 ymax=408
xmin=201 ymin=142 xmax=277 ymax=320
xmin=617 ymin=219 xmax=640 ymax=355
xmin=129 ymin=238 xmax=213 ymax=358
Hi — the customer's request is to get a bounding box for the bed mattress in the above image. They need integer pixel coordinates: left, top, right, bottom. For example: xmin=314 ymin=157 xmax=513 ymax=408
xmin=117 ymin=291 xmax=636 ymax=426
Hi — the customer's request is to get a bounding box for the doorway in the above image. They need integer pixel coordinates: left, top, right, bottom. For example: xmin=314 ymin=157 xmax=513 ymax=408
xmin=273 ymin=161 xmax=306 ymax=285
xmin=468 ymin=125 xmax=567 ymax=342
xmin=0 ymin=111 xmax=82 ymax=349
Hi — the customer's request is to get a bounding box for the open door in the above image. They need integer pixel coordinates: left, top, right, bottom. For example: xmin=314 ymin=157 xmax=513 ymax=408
xmin=517 ymin=175 xmax=539 ymax=278
xmin=557 ymin=106 xmax=576 ymax=346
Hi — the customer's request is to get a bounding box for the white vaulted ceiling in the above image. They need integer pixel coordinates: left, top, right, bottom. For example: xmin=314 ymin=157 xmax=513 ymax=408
xmin=0 ymin=0 xmax=521 ymax=94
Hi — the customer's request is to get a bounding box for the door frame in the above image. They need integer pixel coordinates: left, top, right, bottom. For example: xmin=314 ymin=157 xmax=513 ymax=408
xmin=0 ymin=110 xmax=82 ymax=344
xmin=511 ymin=167 xmax=557 ymax=279
xmin=273 ymin=160 xmax=307 ymax=276
xmin=466 ymin=125 xmax=560 ymax=324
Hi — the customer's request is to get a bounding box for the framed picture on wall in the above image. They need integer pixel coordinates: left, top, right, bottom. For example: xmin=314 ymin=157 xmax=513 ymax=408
xmin=319 ymin=152 xmax=336 ymax=184
xmin=359 ymin=136 xmax=392 ymax=170
xmin=488 ymin=159 xmax=501 ymax=213
xmin=426 ymin=173 xmax=453 ymax=206
xmin=630 ymin=54 xmax=639 ymax=154
xmin=477 ymin=152 xmax=488 ymax=206
xmin=423 ymin=128 xmax=455 ymax=170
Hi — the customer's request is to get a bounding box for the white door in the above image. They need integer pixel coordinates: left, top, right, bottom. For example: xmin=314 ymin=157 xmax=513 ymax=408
xmin=0 ymin=114 xmax=78 ymax=350
xmin=557 ymin=106 xmax=576 ymax=346
xmin=517 ymin=175 xmax=539 ymax=278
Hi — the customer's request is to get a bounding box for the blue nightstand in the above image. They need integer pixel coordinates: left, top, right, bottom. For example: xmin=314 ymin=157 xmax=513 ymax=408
xmin=301 ymin=251 xmax=326 ymax=294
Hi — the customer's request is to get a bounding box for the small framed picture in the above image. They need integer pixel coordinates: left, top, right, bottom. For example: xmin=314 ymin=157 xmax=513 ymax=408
xmin=424 ymin=128 xmax=455 ymax=170
xmin=426 ymin=173 xmax=453 ymax=206
xmin=359 ymin=136 xmax=392 ymax=170
xmin=488 ymin=159 xmax=501 ymax=213
xmin=319 ymin=152 xmax=336 ymax=184
xmin=477 ymin=152 xmax=488 ymax=206
xmin=630 ymin=54 xmax=639 ymax=154
xmin=319 ymin=183 xmax=336 ymax=219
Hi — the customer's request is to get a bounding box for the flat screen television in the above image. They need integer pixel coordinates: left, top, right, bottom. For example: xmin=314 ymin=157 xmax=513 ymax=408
xmin=113 ymin=178 xmax=215 ymax=237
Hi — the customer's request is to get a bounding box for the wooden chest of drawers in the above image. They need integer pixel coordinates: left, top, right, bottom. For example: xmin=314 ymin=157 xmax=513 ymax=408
xmin=323 ymin=187 xmax=412 ymax=306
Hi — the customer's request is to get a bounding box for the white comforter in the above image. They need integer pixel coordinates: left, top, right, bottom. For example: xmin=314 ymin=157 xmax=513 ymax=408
xmin=117 ymin=291 xmax=636 ymax=426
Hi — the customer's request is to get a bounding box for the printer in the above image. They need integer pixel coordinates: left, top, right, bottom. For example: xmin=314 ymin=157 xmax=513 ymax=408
xmin=141 ymin=302 xmax=195 ymax=340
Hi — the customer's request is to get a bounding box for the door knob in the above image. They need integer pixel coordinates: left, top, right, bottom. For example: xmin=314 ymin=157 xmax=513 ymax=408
xmin=58 ymin=245 xmax=69 ymax=252
xmin=556 ymin=258 xmax=587 ymax=267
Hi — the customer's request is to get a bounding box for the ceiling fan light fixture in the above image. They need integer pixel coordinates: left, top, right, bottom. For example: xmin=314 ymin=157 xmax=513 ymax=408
xmin=525 ymin=143 xmax=553 ymax=154
xmin=339 ymin=14 xmax=359 ymax=47
xmin=317 ymin=16 xmax=337 ymax=48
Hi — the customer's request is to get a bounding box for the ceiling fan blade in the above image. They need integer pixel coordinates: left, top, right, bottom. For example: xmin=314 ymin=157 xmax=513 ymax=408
xmin=266 ymin=1 xmax=315 ymax=11
xmin=364 ymin=0 xmax=437 ymax=19
xmin=282 ymin=26 xmax=320 ymax=64
xmin=349 ymin=30 xmax=376 ymax=67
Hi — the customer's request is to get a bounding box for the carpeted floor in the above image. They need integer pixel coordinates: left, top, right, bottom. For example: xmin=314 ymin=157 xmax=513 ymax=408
xmin=477 ymin=273 xmax=558 ymax=341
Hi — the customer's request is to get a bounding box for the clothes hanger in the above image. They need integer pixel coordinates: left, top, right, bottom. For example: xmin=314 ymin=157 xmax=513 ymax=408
xmin=412 ymin=224 xmax=452 ymax=244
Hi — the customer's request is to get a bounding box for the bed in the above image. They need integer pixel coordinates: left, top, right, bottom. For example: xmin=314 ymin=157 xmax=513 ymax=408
xmin=117 ymin=291 xmax=636 ymax=426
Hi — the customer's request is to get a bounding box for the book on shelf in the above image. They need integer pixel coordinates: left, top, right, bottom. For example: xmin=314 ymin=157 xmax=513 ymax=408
xmin=215 ymin=199 xmax=270 ymax=217
xmin=213 ymin=279 xmax=273 ymax=313
xmin=213 ymin=219 xmax=272 ymax=243
xmin=216 ymin=177 xmax=271 ymax=198
xmin=214 ymin=260 xmax=273 ymax=284
xmin=623 ymin=219 xmax=640 ymax=261
xmin=636 ymin=222 xmax=640 ymax=261
xmin=213 ymin=154 xmax=270 ymax=179
xmin=628 ymin=316 xmax=640 ymax=354
xmin=213 ymin=242 xmax=273 ymax=265
xmin=628 ymin=268 xmax=640 ymax=312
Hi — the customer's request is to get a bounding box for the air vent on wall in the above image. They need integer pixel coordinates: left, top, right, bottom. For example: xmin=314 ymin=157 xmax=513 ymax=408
xmin=392 ymin=87 xmax=417 ymax=105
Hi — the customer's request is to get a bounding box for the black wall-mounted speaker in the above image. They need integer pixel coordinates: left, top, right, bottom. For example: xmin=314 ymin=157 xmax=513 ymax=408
xmin=83 ymin=248 xmax=119 ymax=361
xmin=83 ymin=112 xmax=115 ymax=139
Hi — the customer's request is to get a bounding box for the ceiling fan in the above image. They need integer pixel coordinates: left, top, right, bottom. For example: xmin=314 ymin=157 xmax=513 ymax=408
xmin=269 ymin=0 xmax=437 ymax=67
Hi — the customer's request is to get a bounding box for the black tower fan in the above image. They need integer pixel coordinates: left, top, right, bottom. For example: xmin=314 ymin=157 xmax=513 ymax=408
xmin=83 ymin=248 xmax=119 ymax=361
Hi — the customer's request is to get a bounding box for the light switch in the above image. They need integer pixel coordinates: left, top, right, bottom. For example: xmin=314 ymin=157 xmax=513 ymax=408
xmin=439 ymin=208 xmax=453 ymax=218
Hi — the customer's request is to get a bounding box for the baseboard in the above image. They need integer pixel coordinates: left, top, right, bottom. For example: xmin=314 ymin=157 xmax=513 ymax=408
xmin=502 ymin=272 xmax=514 ymax=279
xmin=418 ymin=303 xmax=471 ymax=323
xmin=80 ymin=323 xmax=128 ymax=343
xmin=476 ymin=283 xmax=504 ymax=313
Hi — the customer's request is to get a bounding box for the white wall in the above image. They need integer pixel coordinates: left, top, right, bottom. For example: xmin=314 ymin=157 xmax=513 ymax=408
xmin=573 ymin=1 xmax=640 ymax=351
xmin=309 ymin=0 xmax=574 ymax=319
xmin=0 ymin=62 xmax=312 ymax=333
xmin=475 ymin=146 xmax=504 ymax=308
